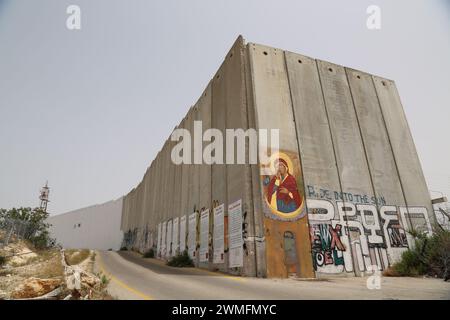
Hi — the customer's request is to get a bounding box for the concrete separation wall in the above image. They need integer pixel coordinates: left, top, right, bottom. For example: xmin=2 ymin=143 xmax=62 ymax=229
xmin=114 ymin=36 xmax=435 ymax=278
xmin=48 ymin=198 xmax=123 ymax=251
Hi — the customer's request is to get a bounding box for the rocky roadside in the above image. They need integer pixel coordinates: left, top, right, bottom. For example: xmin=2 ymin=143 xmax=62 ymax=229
xmin=0 ymin=240 xmax=113 ymax=300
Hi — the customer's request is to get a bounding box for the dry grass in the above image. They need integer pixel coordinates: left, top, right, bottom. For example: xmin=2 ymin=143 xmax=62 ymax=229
xmin=382 ymin=267 xmax=400 ymax=277
xmin=35 ymin=251 xmax=64 ymax=279
xmin=64 ymin=249 xmax=90 ymax=266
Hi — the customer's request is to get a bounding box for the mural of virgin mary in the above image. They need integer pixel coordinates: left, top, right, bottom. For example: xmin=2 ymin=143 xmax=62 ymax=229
xmin=266 ymin=158 xmax=302 ymax=213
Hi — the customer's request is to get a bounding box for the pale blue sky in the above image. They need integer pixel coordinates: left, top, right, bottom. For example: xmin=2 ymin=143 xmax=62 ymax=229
xmin=0 ymin=0 xmax=449 ymax=214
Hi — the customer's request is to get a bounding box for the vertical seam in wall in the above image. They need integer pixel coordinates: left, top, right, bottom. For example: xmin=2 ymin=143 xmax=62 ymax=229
xmin=211 ymin=70 xmax=216 ymax=270
xmin=209 ymin=85 xmax=213 ymax=270
xmin=315 ymin=60 xmax=356 ymax=276
xmin=283 ymin=51 xmax=314 ymax=278
xmin=224 ymin=56 xmax=230 ymax=275
xmin=242 ymin=42 xmax=258 ymax=277
xmin=344 ymin=69 xmax=386 ymax=269
xmin=371 ymin=76 xmax=413 ymax=232
xmin=246 ymin=43 xmax=267 ymax=278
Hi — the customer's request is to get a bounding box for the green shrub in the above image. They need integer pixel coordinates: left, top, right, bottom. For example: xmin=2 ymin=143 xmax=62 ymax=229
xmin=391 ymin=228 xmax=450 ymax=281
xmin=120 ymin=246 xmax=128 ymax=251
xmin=143 ymin=248 xmax=154 ymax=258
xmin=0 ymin=207 xmax=55 ymax=249
xmin=101 ymin=274 xmax=109 ymax=285
xmin=167 ymin=251 xmax=194 ymax=268
xmin=0 ymin=255 xmax=6 ymax=266
xmin=394 ymin=249 xmax=426 ymax=276
xmin=425 ymin=229 xmax=450 ymax=281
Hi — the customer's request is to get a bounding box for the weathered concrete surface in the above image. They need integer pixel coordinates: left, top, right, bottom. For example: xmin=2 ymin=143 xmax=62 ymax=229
xmin=373 ymin=77 xmax=434 ymax=230
xmin=223 ymin=36 xmax=256 ymax=276
xmin=244 ymin=43 xmax=267 ymax=278
xmin=211 ymin=40 xmax=229 ymax=273
xmin=197 ymin=83 xmax=212 ymax=269
xmin=248 ymin=43 xmax=314 ymax=279
xmin=179 ymin=116 xmax=189 ymax=254
xmin=317 ymin=60 xmax=383 ymax=276
xmin=172 ymin=125 xmax=183 ymax=255
xmin=96 ymin=250 xmax=450 ymax=300
xmin=285 ymin=52 xmax=344 ymax=276
xmin=346 ymin=69 xmax=409 ymax=264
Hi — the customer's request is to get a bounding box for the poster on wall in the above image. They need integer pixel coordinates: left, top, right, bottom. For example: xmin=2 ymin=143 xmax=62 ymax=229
xmin=188 ymin=212 xmax=198 ymax=259
xmin=173 ymin=217 xmax=179 ymax=255
xmin=199 ymin=209 xmax=210 ymax=262
xmin=167 ymin=219 xmax=173 ymax=257
xmin=157 ymin=223 xmax=161 ymax=257
xmin=161 ymin=221 xmax=167 ymax=258
xmin=228 ymin=199 xmax=243 ymax=268
xmin=213 ymin=204 xmax=225 ymax=264
xmin=180 ymin=215 xmax=186 ymax=253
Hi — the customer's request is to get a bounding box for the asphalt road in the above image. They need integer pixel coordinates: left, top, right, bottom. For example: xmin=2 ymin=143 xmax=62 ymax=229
xmin=95 ymin=250 xmax=450 ymax=300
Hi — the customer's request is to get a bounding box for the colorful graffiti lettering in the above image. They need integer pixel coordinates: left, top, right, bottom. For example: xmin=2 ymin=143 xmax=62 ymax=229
xmin=310 ymin=223 xmax=345 ymax=271
xmin=307 ymin=199 xmax=432 ymax=275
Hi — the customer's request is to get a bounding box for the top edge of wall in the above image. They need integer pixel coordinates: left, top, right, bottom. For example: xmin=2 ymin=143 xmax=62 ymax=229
xmin=50 ymin=196 xmax=124 ymax=218
xmin=249 ymin=41 xmax=395 ymax=82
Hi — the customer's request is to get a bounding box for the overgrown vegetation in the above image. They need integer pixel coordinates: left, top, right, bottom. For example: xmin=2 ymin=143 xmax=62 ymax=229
xmin=120 ymin=246 xmax=128 ymax=251
xmin=143 ymin=248 xmax=155 ymax=258
xmin=167 ymin=251 xmax=194 ymax=268
xmin=0 ymin=207 xmax=55 ymax=249
xmin=384 ymin=228 xmax=450 ymax=281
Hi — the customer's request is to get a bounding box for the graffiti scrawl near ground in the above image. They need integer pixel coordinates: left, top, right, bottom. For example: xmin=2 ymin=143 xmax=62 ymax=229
xmin=310 ymin=223 xmax=345 ymax=272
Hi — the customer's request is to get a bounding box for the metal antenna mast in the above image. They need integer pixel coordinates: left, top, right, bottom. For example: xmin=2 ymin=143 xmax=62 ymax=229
xmin=39 ymin=181 xmax=50 ymax=213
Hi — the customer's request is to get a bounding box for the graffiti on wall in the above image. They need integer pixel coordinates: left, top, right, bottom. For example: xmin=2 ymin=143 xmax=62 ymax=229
xmin=310 ymin=223 xmax=345 ymax=272
xmin=307 ymin=195 xmax=432 ymax=274
xmin=306 ymin=185 xmax=387 ymax=206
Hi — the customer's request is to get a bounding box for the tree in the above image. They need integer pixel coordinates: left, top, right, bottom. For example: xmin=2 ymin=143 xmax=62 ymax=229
xmin=0 ymin=207 xmax=55 ymax=249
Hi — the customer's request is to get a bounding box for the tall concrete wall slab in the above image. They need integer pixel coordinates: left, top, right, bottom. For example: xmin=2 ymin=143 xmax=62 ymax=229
xmin=172 ymin=125 xmax=183 ymax=255
xmin=225 ymin=37 xmax=256 ymax=277
xmin=248 ymin=43 xmax=314 ymax=278
xmin=373 ymin=77 xmax=434 ymax=234
xmin=346 ymin=69 xmax=410 ymax=264
xmin=197 ymin=84 xmax=212 ymax=267
xmin=48 ymin=198 xmax=123 ymax=251
xmin=284 ymin=52 xmax=345 ymax=276
xmin=317 ymin=60 xmax=386 ymax=276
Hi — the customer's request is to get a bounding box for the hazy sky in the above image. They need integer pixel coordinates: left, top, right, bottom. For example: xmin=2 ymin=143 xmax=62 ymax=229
xmin=0 ymin=0 xmax=449 ymax=215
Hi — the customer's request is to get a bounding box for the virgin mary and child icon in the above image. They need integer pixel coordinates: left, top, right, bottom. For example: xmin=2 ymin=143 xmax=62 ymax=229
xmin=264 ymin=154 xmax=303 ymax=217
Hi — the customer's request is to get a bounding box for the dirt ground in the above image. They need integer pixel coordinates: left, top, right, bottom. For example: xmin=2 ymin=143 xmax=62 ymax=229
xmin=0 ymin=239 xmax=112 ymax=300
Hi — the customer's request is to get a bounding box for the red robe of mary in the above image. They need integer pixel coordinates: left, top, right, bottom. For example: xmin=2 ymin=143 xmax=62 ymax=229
xmin=267 ymin=174 xmax=302 ymax=213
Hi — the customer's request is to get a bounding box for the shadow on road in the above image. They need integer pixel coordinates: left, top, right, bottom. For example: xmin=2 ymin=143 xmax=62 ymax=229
xmin=117 ymin=251 xmax=233 ymax=278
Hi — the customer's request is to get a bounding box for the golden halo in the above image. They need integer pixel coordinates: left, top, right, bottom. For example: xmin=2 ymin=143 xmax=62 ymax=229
xmin=268 ymin=152 xmax=294 ymax=175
